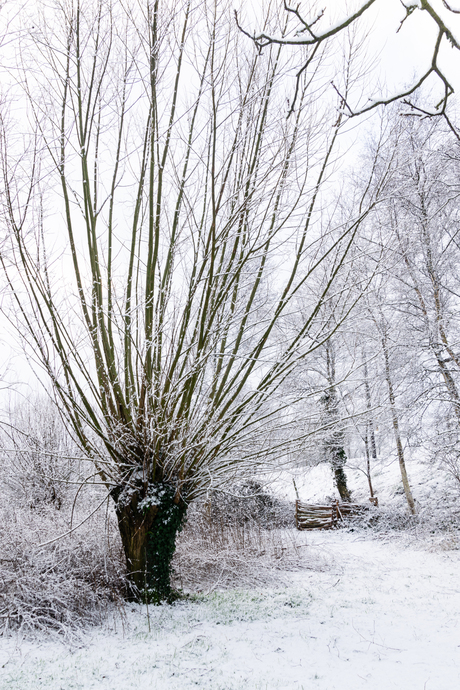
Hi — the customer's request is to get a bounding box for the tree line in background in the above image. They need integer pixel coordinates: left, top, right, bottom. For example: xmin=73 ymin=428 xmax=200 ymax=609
xmin=286 ymin=111 xmax=460 ymax=516
xmin=0 ymin=1 xmax=460 ymax=603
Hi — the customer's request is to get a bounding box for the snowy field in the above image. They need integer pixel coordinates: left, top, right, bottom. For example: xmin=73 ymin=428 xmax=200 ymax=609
xmin=1 ymin=529 xmax=459 ymax=690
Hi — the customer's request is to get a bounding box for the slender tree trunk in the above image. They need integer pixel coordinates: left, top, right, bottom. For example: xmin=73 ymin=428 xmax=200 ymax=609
xmin=381 ymin=334 xmax=416 ymax=515
xmin=112 ymin=480 xmax=187 ymax=602
xmin=363 ymin=357 xmax=378 ymax=460
xmin=363 ymin=354 xmax=377 ymax=502
xmin=364 ymin=427 xmax=377 ymax=502
xmin=323 ymin=341 xmax=352 ymax=502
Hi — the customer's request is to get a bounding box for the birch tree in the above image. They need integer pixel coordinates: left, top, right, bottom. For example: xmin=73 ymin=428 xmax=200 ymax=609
xmin=378 ymin=117 xmax=460 ymax=491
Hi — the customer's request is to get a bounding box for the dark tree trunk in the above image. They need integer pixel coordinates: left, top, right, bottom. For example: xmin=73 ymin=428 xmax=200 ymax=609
xmin=322 ymin=411 xmax=352 ymax=502
xmin=112 ymin=480 xmax=187 ymax=602
xmin=332 ymin=450 xmax=352 ymax=502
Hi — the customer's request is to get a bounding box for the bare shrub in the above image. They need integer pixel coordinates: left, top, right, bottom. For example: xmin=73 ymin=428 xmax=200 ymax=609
xmin=343 ymin=505 xmax=414 ymax=532
xmin=205 ymin=482 xmax=294 ymax=529
xmin=343 ymin=494 xmax=460 ymax=535
xmin=438 ymin=450 xmax=460 ymax=498
xmin=0 ymin=500 xmax=126 ymax=639
xmin=173 ymin=487 xmax=323 ymax=593
xmin=0 ymin=398 xmax=80 ymax=510
xmin=0 ymin=401 xmax=127 ymax=638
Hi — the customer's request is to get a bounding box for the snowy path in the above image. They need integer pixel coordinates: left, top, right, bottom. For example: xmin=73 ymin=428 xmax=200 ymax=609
xmin=1 ymin=531 xmax=459 ymax=690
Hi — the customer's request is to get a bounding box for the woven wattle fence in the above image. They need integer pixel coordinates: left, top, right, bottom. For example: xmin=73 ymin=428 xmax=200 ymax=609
xmin=295 ymin=500 xmax=369 ymax=530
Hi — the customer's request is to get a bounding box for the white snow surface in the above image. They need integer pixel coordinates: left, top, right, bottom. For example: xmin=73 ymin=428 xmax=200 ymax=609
xmin=1 ymin=530 xmax=459 ymax=690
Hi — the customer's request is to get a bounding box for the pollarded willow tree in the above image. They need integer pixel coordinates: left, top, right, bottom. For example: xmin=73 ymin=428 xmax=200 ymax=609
xmin=0 ymin=0 xmax=387 ymax=601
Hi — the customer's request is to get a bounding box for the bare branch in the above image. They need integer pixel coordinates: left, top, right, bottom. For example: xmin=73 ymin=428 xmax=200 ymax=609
xmin=283 ymin=1 xmax=325 ymax=40
xmin=238 ymin=0 xmax=378 ymax=49
xmin=442 ymin=0 xmax=460 ymax=15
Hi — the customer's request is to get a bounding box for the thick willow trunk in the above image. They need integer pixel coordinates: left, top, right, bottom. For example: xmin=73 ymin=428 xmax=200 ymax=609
xmin=112 ymin=481 xmax=187 ymax=602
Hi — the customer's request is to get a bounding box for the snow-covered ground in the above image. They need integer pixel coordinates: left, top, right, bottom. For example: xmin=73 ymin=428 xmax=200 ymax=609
xmin=1 ymin=530 xmax=459 ymax=690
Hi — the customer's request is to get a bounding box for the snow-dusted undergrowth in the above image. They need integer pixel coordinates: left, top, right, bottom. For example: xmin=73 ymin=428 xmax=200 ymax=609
xmin=0 ymin=483 xmax=314 ymax=638
xmin=1 ymin=530 xmax=459 ymax=690
xmin=0 ymin=501 xmax=127 ymax=638
xmin=1 ymin=452 xmax=459 ymax=688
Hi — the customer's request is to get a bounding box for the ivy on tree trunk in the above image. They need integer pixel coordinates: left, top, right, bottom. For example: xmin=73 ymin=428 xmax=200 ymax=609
xmin=112 ymin=479 xmax=187 ymax=603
